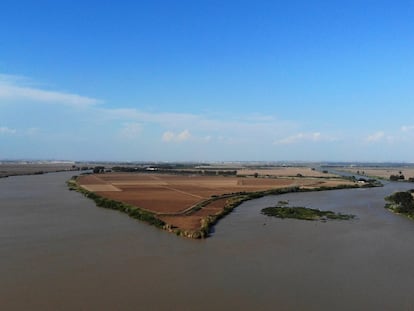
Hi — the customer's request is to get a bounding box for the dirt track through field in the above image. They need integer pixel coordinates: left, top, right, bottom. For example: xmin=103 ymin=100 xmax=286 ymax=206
xmin=161 ymin=185 xmax=204 ymax=199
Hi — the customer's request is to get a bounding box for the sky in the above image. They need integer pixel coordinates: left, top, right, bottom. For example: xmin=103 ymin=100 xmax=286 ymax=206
xmin=1 ymin=0 xmax=414 ymax=162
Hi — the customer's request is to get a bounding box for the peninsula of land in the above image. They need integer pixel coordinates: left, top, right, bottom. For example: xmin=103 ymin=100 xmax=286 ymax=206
xmin=70 ymin=164 xmax=380 ymax=238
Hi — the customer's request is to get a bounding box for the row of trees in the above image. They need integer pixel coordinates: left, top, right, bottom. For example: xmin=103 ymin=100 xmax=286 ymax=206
xmin=389 ymin=175 xmax=414 ymax=182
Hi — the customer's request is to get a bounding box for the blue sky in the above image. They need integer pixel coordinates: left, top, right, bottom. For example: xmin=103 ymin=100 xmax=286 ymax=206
xmin=1 ymin=0 xmax=414 ymax=162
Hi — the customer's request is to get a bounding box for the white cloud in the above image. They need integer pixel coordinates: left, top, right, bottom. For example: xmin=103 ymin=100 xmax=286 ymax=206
xmin=401 ymin=125 xmax=414 ymax=132
xmin=0 ymin=126 xmax=16 ymax=135
xmin=366 ymin=131 xmax=385 ymax=143
xmin=365 ymin=130 xmax=405 ymax=144
xmin=162 ymin=131 xmax=175 ymax=142
xmin=119 ymin=123 xmax=142 ymax=139
xmin=162 ymin=130 xmax=191 ymax=143
xmin=99 ymin=108 xmax=202 ymax=128
xmin=98 ymin=107 xmax=296 ymax=136
xmin=0 ymin=74 xmax=101 ymax=107
xmin=176 ymin=129 xmax=191 ymax=141
xmin=275 ymin=132 xmax=334 ymax=145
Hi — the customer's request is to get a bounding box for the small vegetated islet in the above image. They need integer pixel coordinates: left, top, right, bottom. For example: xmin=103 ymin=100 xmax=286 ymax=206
xmin=261 ymin=203 xmax=355 ymax=221
xmin=385 ymin=190 xmax=414 ymax=218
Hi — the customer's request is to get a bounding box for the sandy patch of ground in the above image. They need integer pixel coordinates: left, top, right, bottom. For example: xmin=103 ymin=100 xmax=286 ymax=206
xmin=80 ymin=184 xmax=122 ymax=192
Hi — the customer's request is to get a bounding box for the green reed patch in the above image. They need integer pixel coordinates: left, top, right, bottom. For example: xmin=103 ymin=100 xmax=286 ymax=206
xmin=261 ymin=206 xmax=355 ymax=221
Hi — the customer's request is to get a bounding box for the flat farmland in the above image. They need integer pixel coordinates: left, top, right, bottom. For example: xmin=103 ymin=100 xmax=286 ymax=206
xmin=77 ymin=173 xmax=353 ymax=214
xmin=76 ymin=172 xmax=358 ymax=236
xmin=338 ymin=167 xmax=414 ymax=180
xmin=78 ymin=173 xmax=315 ymax=214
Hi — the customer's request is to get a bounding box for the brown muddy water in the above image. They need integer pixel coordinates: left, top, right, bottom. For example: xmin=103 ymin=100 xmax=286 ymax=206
xmin=1 ymin=172 xmax=414 ymax=310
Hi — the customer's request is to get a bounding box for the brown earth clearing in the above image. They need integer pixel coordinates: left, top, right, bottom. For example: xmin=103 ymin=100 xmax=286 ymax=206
xmin=75 ymin=170 xmax=359 ymax=238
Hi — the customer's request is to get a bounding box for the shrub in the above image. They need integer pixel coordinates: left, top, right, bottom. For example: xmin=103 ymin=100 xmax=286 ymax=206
xmin=386 ymin=191 xmax=414 ymax=214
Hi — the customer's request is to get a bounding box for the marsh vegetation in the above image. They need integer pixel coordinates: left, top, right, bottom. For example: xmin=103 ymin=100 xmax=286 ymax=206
xmin=262 ymin=203 xmax=355 ymax=221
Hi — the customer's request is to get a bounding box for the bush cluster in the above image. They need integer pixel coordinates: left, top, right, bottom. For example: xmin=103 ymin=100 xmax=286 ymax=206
xmin=385 ymin=191 xmax=414 ymax=215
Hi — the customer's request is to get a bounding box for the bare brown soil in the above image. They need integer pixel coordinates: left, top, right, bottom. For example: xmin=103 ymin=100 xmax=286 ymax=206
xmin=76 ymin=172 xmax=357 ymax=234
xmin=159 ymin=197 xmax=230 ymax=231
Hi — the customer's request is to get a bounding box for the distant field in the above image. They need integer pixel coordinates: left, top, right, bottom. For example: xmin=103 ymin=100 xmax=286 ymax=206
xmin=338 ymin=167 xmax=414 ymax=180
xmin=76 ymin=171 xmax=356 ymax=235
xmin=0 ymin=163 xmax=79 ymax=178
xmin=237 ymin=167 xmax=336 ymax=177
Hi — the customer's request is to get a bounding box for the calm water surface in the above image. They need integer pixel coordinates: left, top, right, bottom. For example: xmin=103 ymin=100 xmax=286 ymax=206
xmin=1 ymin=172 xmax=414 ymax=310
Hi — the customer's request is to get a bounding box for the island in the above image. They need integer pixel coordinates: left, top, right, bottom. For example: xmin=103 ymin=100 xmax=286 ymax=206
xmin=385 ymin=190 xmax=414 ymax=219
xmin=261 ymin=201 xmax=355 ymax=221
xmin=68 ymin=165 xmax=379 ymax=238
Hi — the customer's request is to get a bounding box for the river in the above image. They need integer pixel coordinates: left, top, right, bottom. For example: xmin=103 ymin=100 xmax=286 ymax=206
xmin=1 ymin=172 xmax=414 ymax=310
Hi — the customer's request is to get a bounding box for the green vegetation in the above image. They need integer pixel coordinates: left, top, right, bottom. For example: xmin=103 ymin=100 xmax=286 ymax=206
xmin=261 ymin=205 xmax=355 ymax=221
xmin=277 ymin=200 xmax=289 ymax=205
xmin=390 ymin=174 xmax=405 ymax=181
xmin=93 ymin=166 xmax=105 ymax=174
xmin=385 ymin=190 xmax=414 ymax=218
